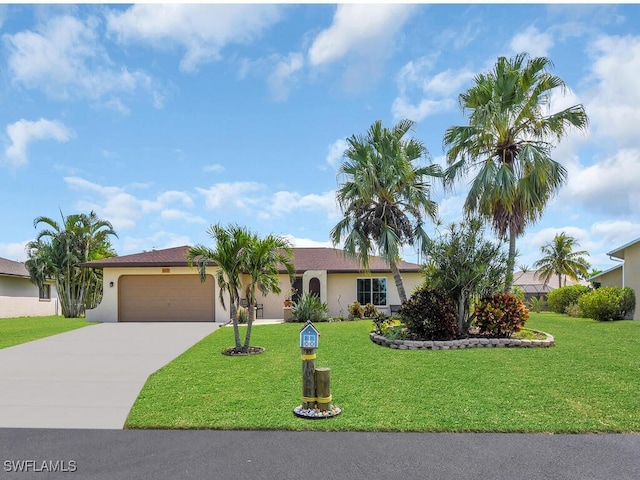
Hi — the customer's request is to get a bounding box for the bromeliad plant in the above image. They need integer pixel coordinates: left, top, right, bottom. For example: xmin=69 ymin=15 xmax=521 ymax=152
xmin=291 ymin=292 xmax=329 ymax=323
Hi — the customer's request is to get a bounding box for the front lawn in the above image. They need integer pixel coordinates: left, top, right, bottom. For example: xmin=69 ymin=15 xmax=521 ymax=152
xmin=0 ymin=316 xmax=93 ymax=349
xmin=125 ymin=313 xmax=640 ymax=432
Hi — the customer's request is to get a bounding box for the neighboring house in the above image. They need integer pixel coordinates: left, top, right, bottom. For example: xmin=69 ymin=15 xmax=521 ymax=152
xmin=512 ymin=269 xmax=585 ymax=303
xmin=0 ymin=256 xmax=59 ymax=318
xmin=83 ymin=246 xmax=424 ymax=323
xmin=589 ymin=237 xmax=639 ymax=320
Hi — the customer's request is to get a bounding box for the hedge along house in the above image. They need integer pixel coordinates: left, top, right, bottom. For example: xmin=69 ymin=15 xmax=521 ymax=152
xmin=0 ymin=256 xmax=59 ymax=318
xmin=83 ymin=245 xmax=424 ymax=323
xmin=589 ymin=237 xmax=640 ymax=320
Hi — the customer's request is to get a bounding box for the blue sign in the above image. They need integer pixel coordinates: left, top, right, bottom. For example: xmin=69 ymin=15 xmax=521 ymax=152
xmin=299 ymin=321 xmax=319 ymax=349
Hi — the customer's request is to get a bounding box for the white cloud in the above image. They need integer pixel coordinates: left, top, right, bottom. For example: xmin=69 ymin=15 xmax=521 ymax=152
xmin=65 ymin=176 xmax=197 ymax=230
xmin=203 ymin=164 xmax=225 ymax=173
xmin=0 ymin=241 xmax=29 ymax=262
xmin=308 ymin=4 xmax=414 ymax=67
xmin=392 ymin=58 xmax=474 ymax=122
xmin=3 ymin=118 xmax=74 ymax=167
xmin=585 ymin=34 xmax=640 ymax=146
xmin=107 ymin=4 xmax=282 ymax=72
xmin=269 ymin=190 xmax=338 ymax=220
xmin=565 ymin=149 xmax=640 ymax=215
xmin=509 ymin=26 xmax=554 ymax=57
xmin=282 ymin=234 xmax=333 ymax=248
xmin=519 ymin=220 xmax=640 ymax=271
xmin=121 ymin=231 xmax=193 ymax=256
xmin=267 ymin=52 xmax=304 ymax=101
xmin=325 ymin=138 xmax=347 ymax=169
xmin=196 ymin=181 xmax=264 ymax=210
xmin=4 ymin=14 xmax=160 ymax=110
xmin=392 ymin=97 xmax=454 ymax=124
xmin=160 ymin=209 xmax=206 ymax=224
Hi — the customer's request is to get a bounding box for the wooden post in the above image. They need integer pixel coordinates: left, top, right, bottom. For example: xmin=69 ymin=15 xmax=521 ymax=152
xmin=301 ymin=347 xmax=316 ymax=409
xmin=315 ymin=367 xmax=331 ymax=412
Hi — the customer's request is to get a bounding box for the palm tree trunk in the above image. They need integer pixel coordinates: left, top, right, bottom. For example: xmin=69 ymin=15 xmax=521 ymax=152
xmin=390 ymin=261 xmax=407 ymax=303
xmin=229 ymin=295 xmax=242 ymax=351
xmin=504 ymin=224 xmax=517 ymax=293
xmin=243 ymin=293 xmax=255 ymax=353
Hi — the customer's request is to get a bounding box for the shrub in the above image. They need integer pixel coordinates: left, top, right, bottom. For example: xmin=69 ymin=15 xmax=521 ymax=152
xmin=363 ymin=303 xmax=378 ymax=318
xmin=474 ymin=292 xmax=529 ymax=338
xmin=399 ymin=286 xmax=458 ymax=341
xmin=372 ymin=313 xmax=394 ymax=335
xmin=511 ymin=286 xmax=525 ymax=302
xmin=348 ymin=301 xmax=364 ymax=320
xmin=547 ymin=285 xmax=591 ymax=314
xmin=236 ymin=306 xmax=248 ymax=324
xmin=528 ymin=296 xmax=545 ymax=313
xmin=564 ymin=303 xmax=582 ymax=317
xmin=291 ymin=293 xmax=329 ymax=322
xmin=578 ymin=286 xmax=636 ymax=322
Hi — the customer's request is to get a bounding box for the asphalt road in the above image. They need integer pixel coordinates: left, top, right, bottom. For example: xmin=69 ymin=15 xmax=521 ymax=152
xmin=0 ymin=429 xmax=638 ymax=480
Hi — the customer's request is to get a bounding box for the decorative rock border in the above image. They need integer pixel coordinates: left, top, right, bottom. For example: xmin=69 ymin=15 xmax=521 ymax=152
xmin=369 ymin=330 xmax=554 ymax=350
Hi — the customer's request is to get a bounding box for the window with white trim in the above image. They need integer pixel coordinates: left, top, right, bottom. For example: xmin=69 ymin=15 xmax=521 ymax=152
xmin=356 ymin=278 xmax=387 ymax=306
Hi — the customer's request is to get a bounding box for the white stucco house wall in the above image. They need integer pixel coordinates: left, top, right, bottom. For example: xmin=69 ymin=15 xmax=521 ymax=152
xmin=0 ymin=257 xmax=59 ymax=318
xmin=83 ymin=246 xmax=424 ymax=323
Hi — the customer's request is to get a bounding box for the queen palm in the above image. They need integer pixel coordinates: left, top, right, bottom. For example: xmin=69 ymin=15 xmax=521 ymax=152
xmin=443 ymin=53 xmax=589 ymax=292
xmin=331 ymin=119 xmax=440 ymax=303
xmin=188 ymin=225 xmax=294 ymax=355
xmin=26 ymin=211 xmax=117 ymax=317
xmin=533 ymin=232 xmax=590 ymax=287
xmin=187 ymin=224 xmax=252 ymax=353
xmin=242 ymin=233 xmax=295 ymax=352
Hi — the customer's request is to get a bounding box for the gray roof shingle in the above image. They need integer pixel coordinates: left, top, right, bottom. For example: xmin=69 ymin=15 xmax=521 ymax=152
xmin=0 ymin=257 xmax=29 ymax=278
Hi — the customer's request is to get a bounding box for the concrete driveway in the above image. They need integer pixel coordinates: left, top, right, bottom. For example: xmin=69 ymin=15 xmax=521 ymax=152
xmin=0 ymin=322 xmax=220 ymax=429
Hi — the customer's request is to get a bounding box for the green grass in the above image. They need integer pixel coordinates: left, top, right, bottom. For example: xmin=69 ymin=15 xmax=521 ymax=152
xmin=125 ymin=313 xmax=640 ymax=433
xmin=0 ymin=316 xmax=93 ymax=349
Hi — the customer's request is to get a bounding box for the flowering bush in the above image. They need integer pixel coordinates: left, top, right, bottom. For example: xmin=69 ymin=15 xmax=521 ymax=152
xmin=474 ymin=292 xmax=529 ymax=337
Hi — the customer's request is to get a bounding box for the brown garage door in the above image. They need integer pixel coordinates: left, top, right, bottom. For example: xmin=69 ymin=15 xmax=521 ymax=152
xmin=118 ymin=275 xmax=215 ymax=322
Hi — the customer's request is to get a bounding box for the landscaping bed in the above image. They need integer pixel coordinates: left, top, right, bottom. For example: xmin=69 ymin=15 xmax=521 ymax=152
xmin=369 ymin=329 xmax=555 ymax=350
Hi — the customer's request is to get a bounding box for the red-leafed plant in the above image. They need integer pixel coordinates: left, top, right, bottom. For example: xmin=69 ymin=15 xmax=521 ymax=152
xmin=474 ymin=292 xmax=529 ymax=338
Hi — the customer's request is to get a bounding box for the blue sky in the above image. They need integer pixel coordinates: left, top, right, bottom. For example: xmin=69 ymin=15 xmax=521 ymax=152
xmin=1 ymin=3 xmax=639 ymax=273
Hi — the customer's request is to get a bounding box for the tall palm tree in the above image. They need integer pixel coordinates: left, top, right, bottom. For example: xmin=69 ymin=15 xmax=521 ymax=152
xmin=242 ymin=233 xmax=295 ymax=352
xmin=443 ymin=53 xmax=589 ymax=292
xmin=26 ymin=211 xmax=117 ymax=317
xmin=331 ymin=119 xmax=440 ymax=303
xmin=533 ymin=232 xmax=590 ymax=288
xmin=187 ymin=224 xmax=252 ymax=352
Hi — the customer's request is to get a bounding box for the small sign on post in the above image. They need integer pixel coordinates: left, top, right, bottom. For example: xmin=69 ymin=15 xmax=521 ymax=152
xmin=293 ymin=320 xmax=341 ymax=419
xmin=299 ymin=320 xmax=319 ymax=349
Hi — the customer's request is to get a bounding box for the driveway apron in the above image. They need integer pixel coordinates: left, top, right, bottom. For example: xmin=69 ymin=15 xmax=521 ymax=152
xmin=0 ymin=322 xmax=220 ymax=429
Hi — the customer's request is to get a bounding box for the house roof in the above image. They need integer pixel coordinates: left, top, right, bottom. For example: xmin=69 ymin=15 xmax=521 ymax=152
xmin=607 ymin=237 xmax=640 ymax=260
xmin=588 ymin=263 xmax=623 ymax=281
xmin=83 ymin=245 xmax=422 ymax=274
xmin=512 ymin=269 xmax=586 ymax=293
xmin=0 ymin=256 xmax=29 ymax=278
xmin=82 ymin=246 xmax=199 ymax=268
